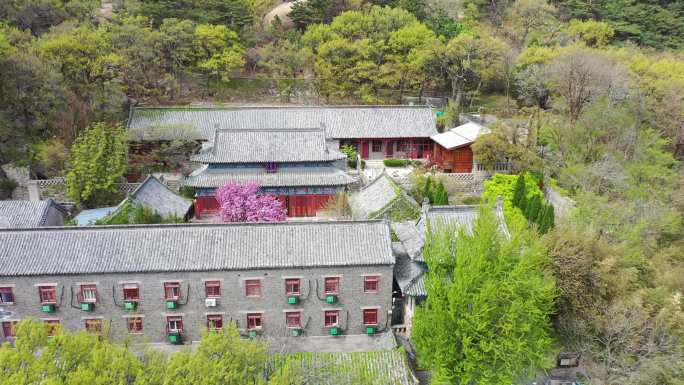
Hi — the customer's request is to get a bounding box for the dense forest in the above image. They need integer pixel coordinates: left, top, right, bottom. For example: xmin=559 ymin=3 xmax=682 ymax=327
xmin=1 ymin=0 xmax=683 ymax=383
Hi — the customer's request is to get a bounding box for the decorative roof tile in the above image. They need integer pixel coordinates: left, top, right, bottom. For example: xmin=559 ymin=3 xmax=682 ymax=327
xmin=185 ymin=166 xmax=355 ymax=188
xmin=273 ymin=350 xmax=418 ymax=385
xmin=0 ymin=221 xmax=394 ymax=276
xmin=392 ymin=243 xmax=427 ymax=297
xmin=192 ymin=128 xmax=345 ymax=163
xmin=0 ymin=199 xmax=62 ymax=228
xmin=116 ymin=175 xmax=192 ymax=218
xmin=350 ymin=172 xmax=399 ymax=218
xmin=128 ymin=106 xmax=438 ymax=141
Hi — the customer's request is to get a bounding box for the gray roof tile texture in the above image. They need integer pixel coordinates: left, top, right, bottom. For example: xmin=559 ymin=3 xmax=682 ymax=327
xmin=128 ymin=106 xmax=438 ymax=141
xmin=0 ymin=221 xmax=394 ymax=277
xmin=185 ymin=166 xmax=354 ymax=188
xmin=125 ymin=175 xmax=192 ymax=218
xmin=350 ymin=173 xmax=399 ymax=219
xmin=193 ymin=129 xmax=345 ymax=163
xmin=0 ymin=200 xmax=57 ymax=228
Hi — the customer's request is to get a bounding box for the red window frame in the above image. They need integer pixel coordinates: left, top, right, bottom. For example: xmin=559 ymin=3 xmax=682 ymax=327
xmin=324 ymin=311 xmax=339 ymax=327
xmin=123 ymin=284 xmax=139 ymax=301
xmin=207 ymin=314 xmax=223 ymax=330
xmin=371 ymin=140 xmax=382 ymax=152
xmin=80 ymin=284 xmax=97 ymax=303
xmin=38 ymin=285 xmax=57 ymax=304
xmin=285 ymin=279 xmax=301 ymax=295
xmin=167 ymin=316 xmax=183 ymax=333
xmin=127 ymin=317 xmax=143 ymax=333
xmin=363 ymin=309 xmax=379 ymax=325
xmin=285 ymin=312 xmax=301 ymax=328
xmin=44 ymin=320 xmax=60 ymax=336
xmin=245 ymin=280 xmax=261 ymax=297
xmin=205 ymin=281 xmax=221 ymax=298
xmin=2 ymin=321 xmax=17 ymax=338
xmin=84 ymin=318 xmax=102 ymax=333
xmin=247 ymin=313 xmax=262 ymax=330
xmin=164 ymin=282 xmax=181 ymax=300
xmin=0 ymin=287 xmax=14 ymax=304
xmin=397 ymin=140 xmax=409 ymax=152
xmin=324 ymin=277 xmax=339 ymax=294
xmin=363 ymin=276 xmax=379 ymax=293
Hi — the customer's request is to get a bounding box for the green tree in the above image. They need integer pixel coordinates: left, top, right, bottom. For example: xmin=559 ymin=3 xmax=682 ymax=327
xmin=165 ymin=324 xmax=269 ymax=384
xmin=512 ymin=172 xmax=527 ymax=208
xmin=432 ymin=181 xmax=449 ymax=205
xmin=66 ymin=122 xmax=128 ymax=208
xmin=413 ymin=205 xmax=555 ymax=384
xmin=192 ymin=23 xmax=245 ymax=97
xmin=566 ymin=19 xmax=614 ymax=47
xmin=422 ymin=176 xmax=433 ymax=204
xmin=525 ymin=194 xmax=542 ymax=222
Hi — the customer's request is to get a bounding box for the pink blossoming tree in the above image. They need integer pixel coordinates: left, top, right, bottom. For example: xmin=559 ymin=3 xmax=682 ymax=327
xmin=216 ymin=182 xmax=287 ymax=222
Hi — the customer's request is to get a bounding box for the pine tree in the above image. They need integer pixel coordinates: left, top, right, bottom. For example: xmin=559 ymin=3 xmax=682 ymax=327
xmin=433 ymin=182 xmax=449 ymax=205
xmin=537 ymin=204 xmax=550 ymax=233
xmin=512 ymin=172 xmax=527 ymax=209
xmin=423 ymin=176 xmax=433 ymax=204
xmin=526 ymin=195 xmax=542 ymax=222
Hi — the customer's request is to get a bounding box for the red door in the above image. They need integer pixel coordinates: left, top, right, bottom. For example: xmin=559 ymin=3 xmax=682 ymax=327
xmin=385 ymin=140 xmax=393 ymax=157
xmin=361 ymin=140 xmax=369 ymax=159
xmin=453 ymin=146 xmax=473 ymax=173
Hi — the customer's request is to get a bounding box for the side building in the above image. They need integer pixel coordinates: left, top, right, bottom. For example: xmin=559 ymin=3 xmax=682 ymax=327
xmin=127 ymin=105 xmax=439 ymax=160
xmin=0 ymin=199 xmax=65 ymax=228
xmin=185 ymin=128 xmax=354 ymax=218
xmin=0 ymin=221 xmax=394 ymax=344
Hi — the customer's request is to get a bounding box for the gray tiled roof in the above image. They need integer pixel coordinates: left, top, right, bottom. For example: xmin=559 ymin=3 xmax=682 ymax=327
xmin=416 ymin=205 xmax=479 ymax=235
xmin=392 ymin=243 xmax=427 ymax=297
xmin=0 ymin=221 xmax=394 ymax=277
xmin=115 ymin=175 xmax=192 ymax=219
xmin=192 ymin=129 xmax=345 ymax=163
xmin=393 ymin=202 xmax=509 ymax=262
xmin=0 ymin=199 xmax=59 ymax=228
xmin=274 ymin=350 xmax=418 ymax=385
xmin=185 ymin=166 xmax=355 ymax=188
xmin=350 ymin=173 xmax=399 ymax=219
xmin=127 ymin=106 xmax=438 ymax=141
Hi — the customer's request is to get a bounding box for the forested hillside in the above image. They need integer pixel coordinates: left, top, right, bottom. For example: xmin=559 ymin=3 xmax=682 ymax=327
xmin=1 ymin=0 xmax=683 ymax=383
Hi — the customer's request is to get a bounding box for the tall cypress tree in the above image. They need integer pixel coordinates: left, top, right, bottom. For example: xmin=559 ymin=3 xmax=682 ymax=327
xmin=512 ymin=173 xmax=527 ymax=209
xmin=526 ymin=195 xmax=542 ymax=222
xmin=433 ymin=182 xmax=449 ymax=205
xmin=423 ymin=176 xmax=433 ymax=204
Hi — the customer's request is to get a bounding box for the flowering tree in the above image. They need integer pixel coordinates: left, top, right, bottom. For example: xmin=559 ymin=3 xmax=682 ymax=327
xmin=216 ymin=182 xmax=287 ymax=222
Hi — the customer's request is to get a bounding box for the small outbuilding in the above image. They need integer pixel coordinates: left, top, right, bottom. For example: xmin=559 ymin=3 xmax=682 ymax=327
xmin=349 ymin=171 xmax=419 ymax=221
xmin=0 ymin=199 xmax=65 ymax=228
xmin=431 ymin=121 xmax=490 ymax=173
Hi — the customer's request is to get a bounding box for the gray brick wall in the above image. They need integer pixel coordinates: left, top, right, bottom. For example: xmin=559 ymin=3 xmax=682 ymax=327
xmin=0 ymin=265 xmax=393 ymax=344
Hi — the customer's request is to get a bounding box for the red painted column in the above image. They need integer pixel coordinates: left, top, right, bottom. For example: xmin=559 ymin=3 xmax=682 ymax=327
xmin=361 ymin=140 xmax=370 ymax=159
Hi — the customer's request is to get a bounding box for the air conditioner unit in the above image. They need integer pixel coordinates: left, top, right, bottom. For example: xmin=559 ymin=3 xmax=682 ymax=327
xmin=205 ymin=298 xmax=217 ymax=307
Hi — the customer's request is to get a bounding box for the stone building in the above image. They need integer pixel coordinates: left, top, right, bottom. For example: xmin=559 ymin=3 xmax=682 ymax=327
xmin=0 ymin=221 xmax=394 ymax=345
xmin=186 ymin=128 xmax=354 ymax=218
xmin=126 ymin=105 xmax=438 ymax=160
xmin=0 ymin=199 xmax=65 ymax=228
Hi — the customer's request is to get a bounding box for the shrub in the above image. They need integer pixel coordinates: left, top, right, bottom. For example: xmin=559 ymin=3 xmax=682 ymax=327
xmin=0 ymin=178 xmax=17 ymax=197
xmin=383 ymin=159 xmax=411 ymax=167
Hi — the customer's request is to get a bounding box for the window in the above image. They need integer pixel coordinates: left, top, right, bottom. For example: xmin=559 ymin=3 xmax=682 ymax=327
xmin=363 ymin=276 xmax=379 ymax=293
xmin=247 ymin=313 xmax=262 ymax=330
xmin=84 ymin=319 xmax=102 ymax=333
xmin=363 ymin=309 xmax=378 ymax=325
xmin=127 ymin=317 xmax=143 ymax=333
xmin=0 ymin=287 xmax=14 ymax=304
xmin=123 ymin=284 xmax=139 ymax=301
xmin=80 ymin=284 xmax=97 ymax=303
xmin=324 ymin=311 xmax=339 ymax=327
xmin=285 ymin=279 xmax=301 ymax=295
xmin=2 ymin=321 xmax=17 ymax=338
xmin=265 ymin=162 xmax=278 ymax=173
xmin=371 ymin=140 xmax=382 ymax=152
xmin=285 ymin=312 xmax=301 ymax=328
xmin=44 ymin=320 xmax=60 ymax=336
xmin=167 ymin=316 xmax=183 ymax=333
xmin=205 ymin=281 xmax=221 ymax=298
xmin=324 ymin=277 xmax=339 ymax=294
xmin=245 ymin=280 xmax=261 ymax=297
xmin=207 ymin=314 xmax=223 ymax=330
xmin=164 ymin=282 xmax=181 ymax=300
xmin=397 ymin=140 xmax=409 ymax=152
xmin=38 ymin=286 xmax=57 ymax=304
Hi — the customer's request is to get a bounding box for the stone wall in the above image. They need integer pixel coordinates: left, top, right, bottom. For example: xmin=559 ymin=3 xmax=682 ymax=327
xmin=1 ymin=164 xmax=30 ymax=200
xmin=0 ymin=264 xmax=393 ymax=344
